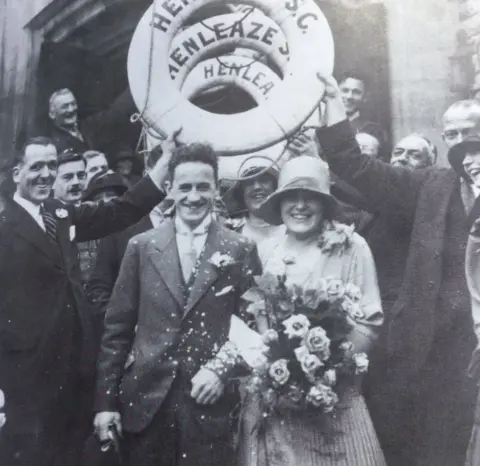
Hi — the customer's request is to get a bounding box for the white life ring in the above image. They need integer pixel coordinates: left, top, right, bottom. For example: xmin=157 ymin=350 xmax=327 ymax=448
xmin=170 ymin=12 xmax=289 ymax=84
xmin=182 ymin=55 xmax=281 ymax=102
xmin=128 ymin=0 xmax=334 ymax=155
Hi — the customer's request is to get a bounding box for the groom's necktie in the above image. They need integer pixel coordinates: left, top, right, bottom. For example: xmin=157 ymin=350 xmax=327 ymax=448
xmin=40 ymin=206 xmax=58 ymax=244
xmin=179 ymin=232 xmax=201 ymax=284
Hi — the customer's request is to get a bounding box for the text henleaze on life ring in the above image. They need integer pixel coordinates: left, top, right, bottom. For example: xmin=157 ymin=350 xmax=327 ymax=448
xmin=152 ymin=0 xmax=320 ymax=76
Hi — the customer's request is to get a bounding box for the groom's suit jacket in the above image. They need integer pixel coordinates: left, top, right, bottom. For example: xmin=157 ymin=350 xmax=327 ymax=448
xmin=94 ymin=218 xmax=261 ymax=433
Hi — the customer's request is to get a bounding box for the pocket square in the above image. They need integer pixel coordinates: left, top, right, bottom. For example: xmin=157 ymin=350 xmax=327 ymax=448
xmin=69 ymin=225 xmax=76 ymax=241
xmin=214 ymin=285 xmax=234 ymax=297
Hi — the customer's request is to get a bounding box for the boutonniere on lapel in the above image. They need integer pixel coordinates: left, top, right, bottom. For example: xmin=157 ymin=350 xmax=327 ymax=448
xmin=209 ymin=251 xmax=236 ymax=270
xmin=209 ymin=252 xmax=236 ymax=297
xmin=55 ymin=208 xmax=68 ymax=219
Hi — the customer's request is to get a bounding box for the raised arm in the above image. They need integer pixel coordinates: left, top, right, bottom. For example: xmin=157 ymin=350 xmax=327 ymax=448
xmin=315 ymin=74 xmax=427 ymax=222
xmin=73 ymin=129 xmax=180 ymax=241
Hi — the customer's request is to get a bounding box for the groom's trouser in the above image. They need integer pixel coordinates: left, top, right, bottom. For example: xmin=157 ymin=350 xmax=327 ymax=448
xmin=125 ymin=375 xmax=236 ymax=466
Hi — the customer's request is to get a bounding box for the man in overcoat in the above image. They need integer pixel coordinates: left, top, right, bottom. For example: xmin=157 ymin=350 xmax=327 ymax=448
xmin=94 ymin=143 xmax=261 ymax=466
xmin=0 ymin=134 xmax=173 ymax=466
xmin=314 ymin=75 xmax=480 ymax=466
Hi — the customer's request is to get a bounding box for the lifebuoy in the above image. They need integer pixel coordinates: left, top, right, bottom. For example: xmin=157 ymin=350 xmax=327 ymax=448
xmin=182 ymin=55 xmax=281 ymax=102
xmin=169 ymin=12 xmax=289 ymax=84
xmin=128 ymin=0 xmax=333 ymax=155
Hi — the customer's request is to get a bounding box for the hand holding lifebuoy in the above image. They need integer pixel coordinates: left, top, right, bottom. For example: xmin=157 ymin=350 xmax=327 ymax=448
xmin=128 ymin=0 xmax=334 ymax=155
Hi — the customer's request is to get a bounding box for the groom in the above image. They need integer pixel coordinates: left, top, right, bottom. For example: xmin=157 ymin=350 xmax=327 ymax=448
xmin=93 ymin=143 xmax=261 ymax=466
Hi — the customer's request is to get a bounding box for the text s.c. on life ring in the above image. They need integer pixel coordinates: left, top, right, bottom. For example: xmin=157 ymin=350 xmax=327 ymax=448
xmin=128 ymin=0 xmax=333 ymax=155
xmin=169 ymin=11 xmax=289 ymax=84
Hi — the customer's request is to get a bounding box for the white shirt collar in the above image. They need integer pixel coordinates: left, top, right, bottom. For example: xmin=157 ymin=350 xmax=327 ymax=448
xmin=13 ymin=193 xmax=45 ymax=230
xmin=13 ymin=192 xmax=42 ymax=217
xmin=348 ymin=110 xmax=361 ymax=122
xmin=472 ymin=184 xmax=480 ymax=199
xmin=175 ymin=213 xmax=212 ymax=237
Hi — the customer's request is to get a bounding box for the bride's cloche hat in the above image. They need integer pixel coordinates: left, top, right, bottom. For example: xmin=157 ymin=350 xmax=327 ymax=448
xmin=258 ymin=155 xmax=339 ymax=225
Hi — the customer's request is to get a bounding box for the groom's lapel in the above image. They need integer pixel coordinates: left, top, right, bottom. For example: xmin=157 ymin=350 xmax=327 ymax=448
xmin=184 ymin=222 xmax=223 ymax=317
xmin=147 ymin=219 xmax=185 ymax=309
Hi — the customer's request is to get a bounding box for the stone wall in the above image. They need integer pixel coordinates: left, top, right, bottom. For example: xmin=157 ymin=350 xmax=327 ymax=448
xmin=459 ymin=0 xmax=480 ymax=96
xmin=384 ymin=0 xmax=460 ymax=165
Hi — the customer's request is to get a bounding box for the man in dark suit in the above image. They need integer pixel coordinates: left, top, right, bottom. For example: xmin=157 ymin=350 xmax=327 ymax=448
xmin=86 ymin=144 xmax=170 ymax=310
xmin=94 ymin=143 xmax=261 ymax=466
xmin=47 ymin=88 xmax=135 ymax=157
xmin=0 ymin=134 xmax=174 ymax=466
xmin=315 ymin=74 xmax=480 ymax=466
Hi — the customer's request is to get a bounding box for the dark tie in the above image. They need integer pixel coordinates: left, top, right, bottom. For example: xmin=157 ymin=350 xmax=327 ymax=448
xmin=40 ymin=206 xmax=58 ymax=244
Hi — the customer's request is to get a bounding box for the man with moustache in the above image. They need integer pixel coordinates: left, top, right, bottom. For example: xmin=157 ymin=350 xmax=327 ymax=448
xmin=315 ymin=74 xmax=480 ymax=466
xmin=0 ymin=133 xmax=176 ymax=466
xmin=52 ymin=149 xmax=87 ymax=205
xmin=47 ymin=88 xmax=135 ymax=156
xmin=93 ymin=143 xmax=261 ymax=466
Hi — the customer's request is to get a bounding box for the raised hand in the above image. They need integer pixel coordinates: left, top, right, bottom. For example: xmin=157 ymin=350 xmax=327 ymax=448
xmin=287 ymin=130 xmax=319 ymax=159
xmin=148 ymin=127 xmax=183 ymax=189
xmin=316 ymin=72 xmax=347 ymax=127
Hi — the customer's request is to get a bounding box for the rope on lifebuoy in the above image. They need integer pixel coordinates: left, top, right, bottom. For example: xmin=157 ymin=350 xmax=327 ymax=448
xmin=128 ymin=0 xmax=334 ymax=155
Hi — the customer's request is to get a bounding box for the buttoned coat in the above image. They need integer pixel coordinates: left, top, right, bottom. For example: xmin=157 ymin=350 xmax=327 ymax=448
xmin=0 ymin=178 xmax=164 ymax=416
xmin=94 ymin=218 xmax=261 ymax=433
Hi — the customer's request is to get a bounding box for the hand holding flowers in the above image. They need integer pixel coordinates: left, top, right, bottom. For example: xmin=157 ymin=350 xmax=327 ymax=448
xmin=243 ymin=273 xmax=369 ymax=417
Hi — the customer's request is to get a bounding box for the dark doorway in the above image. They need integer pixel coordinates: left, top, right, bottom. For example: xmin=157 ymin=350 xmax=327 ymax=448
xmin=317 ymin=1 xmax=391 ymax=140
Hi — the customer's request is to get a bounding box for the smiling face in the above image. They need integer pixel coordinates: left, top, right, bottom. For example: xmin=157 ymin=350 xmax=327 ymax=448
xmin=13 ymin=144 xmax=58 ymax=205
xmin=242 ymin=173 xmax=277 ymax=216
xmin=339 ymin=78 xmax=366 ymax=116
xmin=53 ymin=160 xmax=86 ymax=204
xmin=50 ymin=91 xmax=78 ymax=129
xmin=167 ymin=161 xmax=217 ymax=229
xmin=280 ymin=189 xmax=325 ymax=240
xmin=463 ymin=150 xmax=480 ymax=187
xmin=391 ymin=135 xmax=434 ymax=170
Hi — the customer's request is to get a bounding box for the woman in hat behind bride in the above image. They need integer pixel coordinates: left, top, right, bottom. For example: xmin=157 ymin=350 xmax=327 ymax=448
xmin=237 ymin=155 xmax=386 ymax=466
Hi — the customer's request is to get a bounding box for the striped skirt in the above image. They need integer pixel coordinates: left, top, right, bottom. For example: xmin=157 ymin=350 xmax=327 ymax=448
xmin=237 ymin=384 xmax=386 ymax=466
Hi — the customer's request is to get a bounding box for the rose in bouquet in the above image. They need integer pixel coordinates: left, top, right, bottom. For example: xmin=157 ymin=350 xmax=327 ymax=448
xmin=242 ymin=273 xmax=368 ymax=417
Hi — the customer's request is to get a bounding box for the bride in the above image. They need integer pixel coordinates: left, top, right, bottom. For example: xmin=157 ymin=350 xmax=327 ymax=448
xmin=237 ymin=155 xmax=386 ymax=466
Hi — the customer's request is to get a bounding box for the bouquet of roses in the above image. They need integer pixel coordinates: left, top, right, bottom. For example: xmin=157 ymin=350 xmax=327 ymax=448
xmin=242 ymin=271 xmax=369 ymax=416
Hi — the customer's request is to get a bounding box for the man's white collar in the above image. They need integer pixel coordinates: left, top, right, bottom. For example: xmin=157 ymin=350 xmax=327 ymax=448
xmin=13 ymin=192 xmax=42 ymax=217
xmin=175 ymin=213 xmax=212 ymax=236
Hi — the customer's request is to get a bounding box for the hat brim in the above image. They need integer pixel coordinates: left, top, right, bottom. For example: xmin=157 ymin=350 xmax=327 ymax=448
xmin=228 ymin=168 xmax=279 ymax=212
xmin=257 ymin=186 xmax=339 ymax=226
xmin=448 ymin=140 xmax=480 ymax=180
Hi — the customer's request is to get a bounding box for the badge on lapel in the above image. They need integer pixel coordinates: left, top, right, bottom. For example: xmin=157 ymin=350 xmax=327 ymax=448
xmin=69 ymin=225 xmax=76 ymax=242
xmin=55 ymin=208 xmax=68 ymax=219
